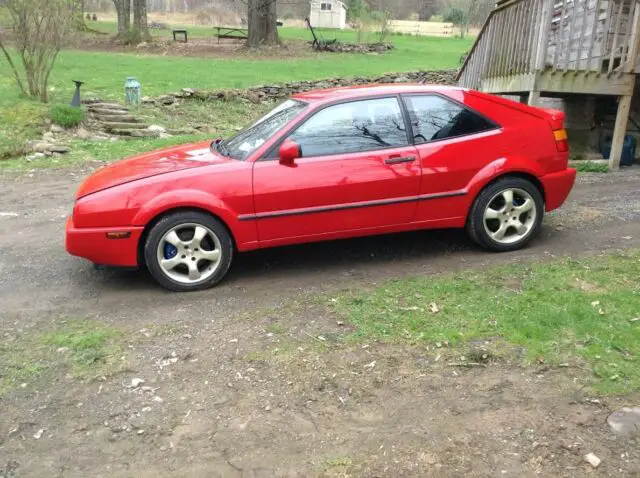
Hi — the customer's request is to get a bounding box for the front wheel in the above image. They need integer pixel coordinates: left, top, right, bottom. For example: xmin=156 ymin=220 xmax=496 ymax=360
xmin=144 ymin=211 xmax=234 ymax=292
xmin=467 ymin=177 xmax=544 ymax=252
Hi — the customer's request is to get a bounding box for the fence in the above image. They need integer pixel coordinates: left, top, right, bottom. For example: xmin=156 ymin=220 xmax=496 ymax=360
xmin=388 ymin=20 xmax=455 ymax=37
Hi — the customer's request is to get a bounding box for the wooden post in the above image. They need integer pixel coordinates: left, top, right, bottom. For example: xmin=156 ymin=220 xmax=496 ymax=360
xmin=525 ymin=0 xmax=543 ymax=72
xmin=586 ymin=0 xmax=603 ymax=71
xmin=600 ymin=1 xmax=615 ymax=72
xmin=608 ymin=0 xmax=624 ymax=74
xmin=608 ymin=94 xmax=633 ymax=170
xmin=577 ymin=0 xmax=590 ymax=70
xmin=480 ymin=22 xmax=495 ymax=81
xmin=626 ymin=1 xmax=640 ymax=71
xmin=534 ymin=0 xmax=554 ymax=70
xmin=564 ymin=0 xmax=580 ymax=71
xmin=554 ymin=0 xmax=568 ymax=69
xmin=528 ymin=90 xmax=541 ymax=105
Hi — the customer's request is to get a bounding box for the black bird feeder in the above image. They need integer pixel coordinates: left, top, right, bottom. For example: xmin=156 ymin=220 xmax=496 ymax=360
xmin=70 ymin=80 xmax=84 ymax=107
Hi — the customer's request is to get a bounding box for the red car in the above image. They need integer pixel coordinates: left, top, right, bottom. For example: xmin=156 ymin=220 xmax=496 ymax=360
xmin=66 ymin=84 xmax=576 ymax=291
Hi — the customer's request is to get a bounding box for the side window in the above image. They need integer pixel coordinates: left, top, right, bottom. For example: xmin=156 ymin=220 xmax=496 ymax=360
xmin=289 ymin=97 xmax=408 ymax=157
xmin=403 ymin=95 xmax=497 ymax=144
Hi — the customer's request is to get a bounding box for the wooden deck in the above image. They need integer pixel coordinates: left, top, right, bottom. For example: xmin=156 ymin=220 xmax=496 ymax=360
xmin=458 ymin=0 xmax=640 ymax=170
xmin=458 ymin=0 xmax=640 ymax=95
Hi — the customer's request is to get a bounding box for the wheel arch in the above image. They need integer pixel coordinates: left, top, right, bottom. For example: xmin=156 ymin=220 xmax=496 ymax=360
xmin=465 ymin=170 xmax=546 ymax=225
xmin=480 ymin=172 xmax=545 ymax=203
xmin=137 ymin=206 xmax=236 ymax=266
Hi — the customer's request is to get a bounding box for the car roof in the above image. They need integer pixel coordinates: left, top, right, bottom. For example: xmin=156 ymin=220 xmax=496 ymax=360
xmin=291 ymin=83 xmax=465 ymax=104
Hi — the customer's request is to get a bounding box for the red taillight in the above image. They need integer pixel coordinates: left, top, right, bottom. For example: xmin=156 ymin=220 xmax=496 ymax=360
xmin=553 ymin=128 xmax=569 ymax=152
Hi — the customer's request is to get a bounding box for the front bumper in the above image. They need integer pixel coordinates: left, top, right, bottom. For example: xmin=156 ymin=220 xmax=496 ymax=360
xmin=65 ymin=216 xmax=144 ymax=267
xmin=541 ymin=167 xmax=577 ymax=212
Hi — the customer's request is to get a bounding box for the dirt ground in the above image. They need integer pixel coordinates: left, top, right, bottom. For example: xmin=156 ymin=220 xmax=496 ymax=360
xmin=1 ymin=168 xmax=640 ymax=477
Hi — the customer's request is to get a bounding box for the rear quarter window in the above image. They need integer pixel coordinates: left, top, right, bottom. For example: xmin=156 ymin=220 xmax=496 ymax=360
xmin=403 ymin=95 xmax=498 ymax=144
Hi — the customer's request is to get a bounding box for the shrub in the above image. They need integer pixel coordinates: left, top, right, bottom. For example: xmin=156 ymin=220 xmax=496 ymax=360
xmin=50 ymin=105 xmax=85 ymax=128
xmin=0 ymin=0 xmax=76 ymax=102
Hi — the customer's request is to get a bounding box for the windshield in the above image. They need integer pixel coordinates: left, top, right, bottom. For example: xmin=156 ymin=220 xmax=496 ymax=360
xmin=219 ymin=100 xmax=307 ymax=160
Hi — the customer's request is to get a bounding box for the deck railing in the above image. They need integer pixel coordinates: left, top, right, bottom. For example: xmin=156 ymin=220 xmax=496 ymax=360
xmin=458 ymin=0 xmax=640 ymax=90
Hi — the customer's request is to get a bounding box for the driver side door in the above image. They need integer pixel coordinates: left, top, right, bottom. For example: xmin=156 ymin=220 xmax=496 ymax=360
xmin=251 ymin=96 xmax=421 ymax=247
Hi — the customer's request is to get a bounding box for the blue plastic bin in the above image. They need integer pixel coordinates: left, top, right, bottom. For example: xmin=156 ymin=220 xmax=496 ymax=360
xmin=599 ymin=134 xmax=637 ymax=166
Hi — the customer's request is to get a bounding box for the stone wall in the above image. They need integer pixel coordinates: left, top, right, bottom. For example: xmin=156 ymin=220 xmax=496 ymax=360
xmin=145 ymin=70 xmax=459 ymax=106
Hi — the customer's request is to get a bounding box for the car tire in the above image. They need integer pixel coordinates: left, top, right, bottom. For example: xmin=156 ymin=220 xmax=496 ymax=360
xmin=467 ymin=177 xmax=544 ymax=252
xmin=144 ymin=211 xmax=234 ymax=292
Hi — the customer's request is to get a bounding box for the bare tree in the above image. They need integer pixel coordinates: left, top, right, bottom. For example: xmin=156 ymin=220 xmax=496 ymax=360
xmin=0 ymin=0 xmax=76 ymax=102
xmin=247 ymin=0 xmax=279 ymax=47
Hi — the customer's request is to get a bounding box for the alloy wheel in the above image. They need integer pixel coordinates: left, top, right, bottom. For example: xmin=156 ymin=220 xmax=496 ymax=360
xmin=482 ymin=188 xmax=537 ymax=245
xmin=156 ymin=223 xmax=223 ymax=284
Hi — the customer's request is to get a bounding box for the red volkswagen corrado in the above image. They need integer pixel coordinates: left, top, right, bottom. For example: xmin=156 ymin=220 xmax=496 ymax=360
xmin=66 ymin=85 xmax=576 ymax=291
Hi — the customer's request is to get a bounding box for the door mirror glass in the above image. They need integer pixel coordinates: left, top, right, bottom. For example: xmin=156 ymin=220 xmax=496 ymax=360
xmin=279 ymin=140 xmax=301 ymax=166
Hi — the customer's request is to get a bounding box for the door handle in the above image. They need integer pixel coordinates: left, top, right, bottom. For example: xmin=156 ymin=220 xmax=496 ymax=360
xmin=385 ymin=156 xmax=416 ymax=165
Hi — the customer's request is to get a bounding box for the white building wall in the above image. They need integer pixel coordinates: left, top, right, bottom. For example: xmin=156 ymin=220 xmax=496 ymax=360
xmin=310 ymin=0 xmax=346 ymax=29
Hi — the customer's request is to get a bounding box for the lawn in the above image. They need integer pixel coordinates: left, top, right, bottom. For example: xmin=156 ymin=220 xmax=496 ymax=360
xmin=0 ymin=25 xmax=471 ymax=167
xmin=0 ymin=319 xmax=124 ymax=395
xmin=332 ymin=251 xmax=640 ymax=395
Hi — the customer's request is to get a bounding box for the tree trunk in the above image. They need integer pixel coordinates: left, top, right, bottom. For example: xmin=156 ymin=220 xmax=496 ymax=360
xmin=112 ymin=0 xmax=130 ymax=37
xmin=247 ymin=0 xmax=279 ymax=48
xmin=133 ymin=0 xmax=151 ymax=43
xmin=123 ymin=0 xmax=131 ymax=33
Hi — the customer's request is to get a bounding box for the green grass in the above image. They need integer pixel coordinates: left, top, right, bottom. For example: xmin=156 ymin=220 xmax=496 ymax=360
xmin=2 ymin=25 xmax=469 ymax=103
xmin=44 ymin=321 xmax=122 ymax=375
xmin=0 ymin=25 xmax=470 ymax=166
xmin=0 ymin=319 xmax=125 ymax=395
xmin=0 ymin=97 xmax=47 ymax=159
xmin=573 ymin=161 xmax=609 ymax=173
xmin=0 ymin=99 xmax=273 ymax=170
xmin=333 ymin=251 xmax=640 ymax=395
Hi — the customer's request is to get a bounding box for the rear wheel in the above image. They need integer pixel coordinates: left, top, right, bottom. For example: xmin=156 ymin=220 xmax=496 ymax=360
xmin=467 ymin=177 xmax=544 ymax=252
xmin=144 ymin=211 xmax=233 ymax=292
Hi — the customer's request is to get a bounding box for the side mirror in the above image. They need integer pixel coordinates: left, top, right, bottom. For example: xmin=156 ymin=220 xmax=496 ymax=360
xmin=279 ymin=140 xmax=301 ymax=166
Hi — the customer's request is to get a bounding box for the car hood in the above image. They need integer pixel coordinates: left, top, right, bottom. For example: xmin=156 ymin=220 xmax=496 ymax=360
xmin=76 ymin=141 xmax=228 ymax=199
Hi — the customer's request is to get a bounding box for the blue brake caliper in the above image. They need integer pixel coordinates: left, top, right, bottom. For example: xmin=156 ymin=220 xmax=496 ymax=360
xmin=163 ymin=242 xmax=178 ymax=260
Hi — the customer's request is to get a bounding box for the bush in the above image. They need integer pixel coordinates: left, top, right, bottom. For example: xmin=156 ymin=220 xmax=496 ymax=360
xmin=50 ymin=105 xmax=85 ymax=128
xmin=443 ymin=7 xmax=466 ymax=25
xmin=346 ymin=0 xmax=368 ymax=22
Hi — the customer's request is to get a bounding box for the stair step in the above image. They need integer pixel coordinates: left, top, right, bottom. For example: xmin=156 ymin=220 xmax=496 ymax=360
xmin=109 ymin=129 xmax=158 ymax=137
xmin=93 ymin=114 xmax=143 ymax=123
xmin=103 ymin=122 xmax=150 ymax=130
xmin=89 ymin=103 xmax=129 ymax=110
xmin=90 ymin=108 xmax=130 ymax=116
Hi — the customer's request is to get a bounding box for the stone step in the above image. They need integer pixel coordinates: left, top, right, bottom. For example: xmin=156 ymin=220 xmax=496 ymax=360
xmin=89 ymin=103 xmax=129 ymax=111
xmin=103 ymin=122 xmax=150 ymax=130
xmin=93 ymin=114 xmax=144 ymax=123
xmin=89 ymin=108 xmax=130 ymax=116
xmin=109 ymin=129 xmax=158 ymax=137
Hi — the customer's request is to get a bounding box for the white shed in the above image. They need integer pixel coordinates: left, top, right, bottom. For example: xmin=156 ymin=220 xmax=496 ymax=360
xmin=309 ymin=0 xmax=347 ymax=30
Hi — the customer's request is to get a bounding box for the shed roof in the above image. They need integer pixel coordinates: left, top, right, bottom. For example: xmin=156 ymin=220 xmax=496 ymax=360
xmin=310 ymin=0 xmax=348 ymax=10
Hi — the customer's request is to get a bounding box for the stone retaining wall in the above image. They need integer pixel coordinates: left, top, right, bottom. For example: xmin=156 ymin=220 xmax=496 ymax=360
xmin=146 ymin=69 xmax=459 ymax=105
